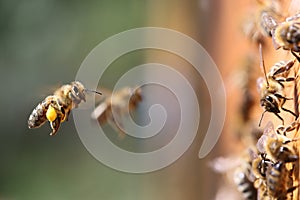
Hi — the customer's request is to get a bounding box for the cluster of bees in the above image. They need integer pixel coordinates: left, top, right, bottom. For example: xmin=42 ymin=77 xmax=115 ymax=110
xmin=28 ymin=81 xmax=142 ymax=136
xmin=213 ymin=0 xmax=300 ymax=199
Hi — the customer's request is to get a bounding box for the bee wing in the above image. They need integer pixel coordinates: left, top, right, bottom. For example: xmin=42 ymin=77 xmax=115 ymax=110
xmin=256 ymin=122 xmax=276 ymax=153
xmin=263 ymin=121 xmax=276 ymax=137
xmin=208 ymin=156 xmax=242 ymax=174
xmin=256 ymin=77 xmax=265 ymax=92
xmin=248 ymin=147 xmax=259 ymax=160
xmin=256 ymin=135 xmax=268 ymax=154
xmin=261 ymin=12 xmax=278 ymax=35
xmin=286 ymin=13 xmax=300 ymax=22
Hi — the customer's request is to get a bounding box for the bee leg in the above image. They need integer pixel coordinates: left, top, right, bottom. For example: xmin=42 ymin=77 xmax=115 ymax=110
xmin=287 ymin=185 xmax=298 ymax=194
xmin=107 ymin=118 xmax=126 ymax=138
xmin=278 ymin=146 xmax=298 ymax=162
xmin=273 ymin=60 xmax=295 ymax=76
xmin=276 ymin=77 xmax=295 ymax=83
xmin=278 ymin=94 xmax=298 ymax=118
xmin=259 ymin=110 xmax=267 ymax=127
xmin=49 ymin=116 xmax=62 ymax=136
xmin=281 ymin=107 xmax=298 ymax=118
xmin=281 ymin=121 xmax=300 ymax=136
xmin=291 ymin=51 xmax=300 ymax=62
xmin=61 ymin=108 xmax=70 ymax=122
xmin=274 ymin=112 xmax=284 ymax=125
xmin=107 ymin=110 xmax=126 ymax=138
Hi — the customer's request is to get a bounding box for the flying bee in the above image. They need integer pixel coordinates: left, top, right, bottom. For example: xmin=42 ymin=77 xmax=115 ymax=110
xmin=256 ymin=122 xmax=299 ymax=163
xmin=272 ymin=12 xmax=300 ymax=52
xmin=257 ymin=43 xmax=297 ymax=126
xmin=91 ymin=86 xmax=142 ymax=137
xmin=28 ymin=81 xmax=101 ymax=136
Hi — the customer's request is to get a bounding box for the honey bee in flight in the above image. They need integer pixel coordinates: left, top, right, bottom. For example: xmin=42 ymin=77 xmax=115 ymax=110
xmin=28 ymin=81 xmax=101 ymax=136
xmin=91 ymin=87 xmax=142 ymax=137
xmin=257 ymin=44 xmax=297 ymax=126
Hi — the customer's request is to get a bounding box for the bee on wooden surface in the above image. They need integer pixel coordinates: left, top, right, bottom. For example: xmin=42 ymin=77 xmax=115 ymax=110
xmin=91 ymin=87 xmax=142 ymax=137
xmin=257 ymin=44 xmax=297 ymax=126
xmin=256 ymin=122 xmax=298 ymax=163
xmin=252 ymin=153 xmax=272 ymax=180
xmin=273 ymin=13 xmax=300 ymax=52
xmin=266 ymin=161 xmax=297 ymax=199
xmin=251 ymin=145 xmax=298 ymax=199
xmin=28 ymin=81 xmax=101 ymax=136
xmin=251 ymin=153 xmax=272 ymax=200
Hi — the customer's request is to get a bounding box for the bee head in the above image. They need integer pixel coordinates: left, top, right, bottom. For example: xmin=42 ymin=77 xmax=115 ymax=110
xmin=260 ymin=95 xmax=280 ymax=113
xmin=70 ymin=81 xmax=86 ymax=103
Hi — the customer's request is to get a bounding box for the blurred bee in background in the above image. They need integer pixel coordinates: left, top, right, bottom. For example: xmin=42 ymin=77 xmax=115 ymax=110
xmin=243 ymin=0 xmax=283 ymax=45
xmin=238 ymin=56 xmax=256 ymax=123
xmin=210 ymin=148 xmax=258 ymax=200
xmin=272 ymin=12 xmax=300 ymax=52
xmin=257 ymin=44 xmax=297 ymax=126
xmin=28 ymin=81 xmax=101 ymax=136
xmin=91 ymin=86 xmax=142 ymax=137
xmin=233 ymin=161 xmax=258 ymax=200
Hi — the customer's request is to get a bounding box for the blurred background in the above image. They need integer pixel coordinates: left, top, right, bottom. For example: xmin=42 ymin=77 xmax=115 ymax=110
xmin=0 ymin=0 xmax=250 ymax=199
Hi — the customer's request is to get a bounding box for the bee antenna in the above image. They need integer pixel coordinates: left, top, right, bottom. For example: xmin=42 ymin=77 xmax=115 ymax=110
xmin=259 ymin=43 xmax=269 ymax=86
xmin=259 ymin=110 xmax=267 ymax=127
xmin=85 ymin=88 xmax=102 ymax=95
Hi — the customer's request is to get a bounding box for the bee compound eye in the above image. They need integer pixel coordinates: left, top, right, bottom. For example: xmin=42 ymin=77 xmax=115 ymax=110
xmin=266 ymin=96 xmax=273 ymax=103
xmin=73 ymin=85 xmax=79 ymax=95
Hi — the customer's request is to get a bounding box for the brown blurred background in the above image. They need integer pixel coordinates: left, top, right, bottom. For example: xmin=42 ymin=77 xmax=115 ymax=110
xmin=0 ymin=0 xmax=274 ymax=199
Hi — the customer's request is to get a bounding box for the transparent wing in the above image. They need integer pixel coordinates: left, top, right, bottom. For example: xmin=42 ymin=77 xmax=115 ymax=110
xmin=262 ymin=121 xmax=276 ymax=138
xmin=256 ymin=135 xmax=268 ymax=154
xmin=256 ymin=77 xmax=265 ymax=92
xmin=256 ymin=121 xmax=276 ymax=153
xmin=208 ymin=156 xmax=242 ymax=174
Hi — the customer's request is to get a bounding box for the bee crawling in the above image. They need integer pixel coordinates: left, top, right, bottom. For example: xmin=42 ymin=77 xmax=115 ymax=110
xmin=256 ymin=122 xmax=299 ymax=163
xmin=257 ymin=44 xmax=298 ymax=126
xmin=28 ymin=81 xmax=101 ymax=136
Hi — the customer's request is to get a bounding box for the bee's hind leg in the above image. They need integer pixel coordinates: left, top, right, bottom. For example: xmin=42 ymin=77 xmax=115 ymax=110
xmin=49 ymin=116 xmax=62 ymax=136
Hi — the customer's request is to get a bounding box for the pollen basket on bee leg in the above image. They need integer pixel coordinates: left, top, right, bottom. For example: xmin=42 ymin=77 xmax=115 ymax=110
xmin=46 ymin=105 xmax=57 ymax=122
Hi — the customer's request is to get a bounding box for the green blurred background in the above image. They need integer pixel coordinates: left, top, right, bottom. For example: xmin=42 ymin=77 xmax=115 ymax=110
xmin=0 ymin=0 xmax=221 ymax=199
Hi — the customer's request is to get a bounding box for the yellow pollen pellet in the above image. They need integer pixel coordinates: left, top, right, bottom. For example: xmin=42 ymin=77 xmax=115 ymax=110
xmin=46 ymin=105 xmax=57 ymax=122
